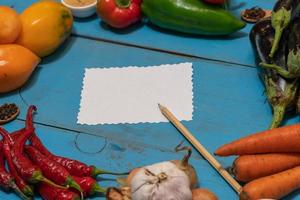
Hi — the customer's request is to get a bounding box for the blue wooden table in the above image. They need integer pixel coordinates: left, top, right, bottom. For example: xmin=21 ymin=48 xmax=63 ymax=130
xmin=1 ymin=0 xmax=300 ymax=199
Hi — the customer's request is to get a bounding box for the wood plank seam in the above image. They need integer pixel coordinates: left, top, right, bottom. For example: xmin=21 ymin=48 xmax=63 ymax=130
xmin=72 ymin=33 xmax=256 ymax=69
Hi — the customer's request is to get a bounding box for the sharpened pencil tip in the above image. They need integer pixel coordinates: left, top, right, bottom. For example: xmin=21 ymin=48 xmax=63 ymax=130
xmin=158 ymin=103 xmax=162 ymax=109
xmin=158 ymin=103 xmax=166 ymax=112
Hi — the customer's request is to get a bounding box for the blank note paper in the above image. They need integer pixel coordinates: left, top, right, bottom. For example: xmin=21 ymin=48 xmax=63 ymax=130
xmin=77 ymin=62 xmax=194 ymax=125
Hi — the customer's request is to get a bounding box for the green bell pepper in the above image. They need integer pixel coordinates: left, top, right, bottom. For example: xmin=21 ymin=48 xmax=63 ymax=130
xmin=142 ymin=0 xmax=246 ymax=35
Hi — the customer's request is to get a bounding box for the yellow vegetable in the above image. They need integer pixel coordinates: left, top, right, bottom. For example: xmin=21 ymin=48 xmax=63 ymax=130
xmin=0 ymin=6 xmax=22 ymax=44
xmin=16 ymin=0 xmax=73 ymax=57
xmin=0 ymin=44 xmax=40 ymax=93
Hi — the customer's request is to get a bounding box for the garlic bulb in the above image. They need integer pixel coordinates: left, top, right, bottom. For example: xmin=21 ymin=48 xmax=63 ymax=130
xmin=130 ymin=161 xmax=192 ymax=200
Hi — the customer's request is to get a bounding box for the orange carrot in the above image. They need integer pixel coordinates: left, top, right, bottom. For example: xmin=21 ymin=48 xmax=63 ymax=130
xmin=233 ymin=153 xmax=300 ymax=182
xmin=240 ymin=166 xmax=300 ymax=200
xmin=214 ymin=123 xmax=300 ymax=156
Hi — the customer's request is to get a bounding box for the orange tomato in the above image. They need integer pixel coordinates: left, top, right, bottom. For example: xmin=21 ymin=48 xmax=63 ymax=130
xmin=0 ymin=44 xmax=40 ymax=93
xmin=0 ymin=6 xmax=22 ymax=44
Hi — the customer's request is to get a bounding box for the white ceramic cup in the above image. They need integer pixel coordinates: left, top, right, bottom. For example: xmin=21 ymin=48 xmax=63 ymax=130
xmin=61 ymin=0 xmax=97 ymax=18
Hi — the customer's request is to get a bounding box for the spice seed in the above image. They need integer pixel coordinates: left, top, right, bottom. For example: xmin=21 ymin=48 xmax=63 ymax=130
xmin=0 ymin=103 xmax=20 ymax=124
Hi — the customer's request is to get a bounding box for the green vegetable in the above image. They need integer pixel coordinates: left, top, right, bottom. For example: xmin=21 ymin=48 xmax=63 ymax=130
xmin=141 ymin=0 xmax=246 ymax=35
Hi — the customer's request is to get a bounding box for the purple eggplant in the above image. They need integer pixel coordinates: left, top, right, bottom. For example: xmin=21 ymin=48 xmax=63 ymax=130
xmin=261 ymin=18 xmax=300 ymax=78
xmin=250 ymin=18 xmax=298 ymax=128
xmin=270 ymin=0 xmax=300 ymax=57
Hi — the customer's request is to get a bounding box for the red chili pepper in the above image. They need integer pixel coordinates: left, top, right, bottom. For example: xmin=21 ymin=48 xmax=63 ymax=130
xmin=72 ymin=176 xmax=105 ymax=197
xmin=0 ymin=106 xmax=63 ymax=189
xmin=25 ymin=145 xmax=83 ymax=195
xmin=30 ymin=134 xmax=126 ymax=177
xmin=39 ymin=183 xmax=80 ymax=200
xmin=97 ymin=0 xmax=142 ymax=28
xmin=0 ymin=141 xmax=30 ymax=200
xmin=2 ymin=140 xmax=34 ymax=198
xmin=203 ymin=0 xmax=226 ymax=4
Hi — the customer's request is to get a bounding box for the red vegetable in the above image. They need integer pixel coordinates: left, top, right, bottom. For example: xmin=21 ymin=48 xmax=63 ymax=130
xmin=97 ymin=0 xmax=142 ymax=28
xmin=39 ymin=183 xmax=80 ymax=200
xmin=0 ymin=141 xmax=30 ymax=200
xmin=2 ymin=140 xmax=34 ymax=197
xmin=25 ymin=146 xmax=83 ymax=195
xmin=203 ymin=0 xmax=226 ymax=5
xmin=30 ymin=133 xmax=126 ymax=177
xmin=72 ymin=176 xmax=105 ymax=197
xmin=0 ymin=106 xmax=62 ymax=188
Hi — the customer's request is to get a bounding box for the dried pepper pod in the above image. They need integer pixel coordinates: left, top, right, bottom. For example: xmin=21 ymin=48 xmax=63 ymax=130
xmin=39 ymin=183 xmax=80 ymax=200
xmin=2 ymin=140 xmax=34 ymax=198
xmin=0 ymin=141 xmax=31 ymax=200
xmin=250 ymin=18 xmax=298 ymax=128
xmin=30 ymin=133 xmax=127 ymax=177
xmin=72 ymin=176 xmax=105 ymax=197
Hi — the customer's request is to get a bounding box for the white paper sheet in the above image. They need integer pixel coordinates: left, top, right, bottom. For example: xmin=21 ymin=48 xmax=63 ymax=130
xmin=77 ymin=62 xmax=194 ymax=125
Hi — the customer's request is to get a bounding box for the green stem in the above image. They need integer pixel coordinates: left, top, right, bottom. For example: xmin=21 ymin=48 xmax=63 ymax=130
xmin=270 ymin=7 xmax=291 ymax=58
xmin=269 ymin=105 xmax=286 ymax=129
xmin=9 ymin=181 xmax=32 ymax=200
xmin=66 ymin=177 xmax=83 ymax=200
xmin=115 ymin=0 xmax=131 ymax=8
xmin=32 ymin=171 xmax=67 ymax=189
xmin=260 ymin=62 xmax=292 ymax=78
xmin=22 ymin=185 xmax=34 ymax=197
xmin=269 ymin=26 xmax=284 ymax=58
xmin=90 ymin=183 xmax=106 ymax=195
xmin=92 ymin=166 xmax=129 ymax=177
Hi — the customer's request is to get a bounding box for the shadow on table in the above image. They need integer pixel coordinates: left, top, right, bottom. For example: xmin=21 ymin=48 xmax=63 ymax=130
xmin=74 ymin=13 xmax=98 ymax=23
xmin=146 ymin=22 xmax=248 ymax=40
xmin=42 ymin=36 xmax=77 ymax=65
xmin=99 ymin=21 xmax=145 ymax=34
xmin=16 ymin=36 xmax=76 ymax=94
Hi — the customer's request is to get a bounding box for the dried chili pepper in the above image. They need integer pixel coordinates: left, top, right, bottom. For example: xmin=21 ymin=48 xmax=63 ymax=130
xmin=30 ymin=133 xmax=126 ymax=177
xmin=25 ymin=145 xmax=83 ymax=195
xmin=0 ymin=141 xmax=30 ymax=200
xmin=72 ymin=176 xmax=105 ymax=197
xmin=0 ymin=106 xmax=64 ymax=188
xmin=2 ymin=140 xmax=34 ymax=197
xmin=39 ymin=183 xmax=80 ymax=200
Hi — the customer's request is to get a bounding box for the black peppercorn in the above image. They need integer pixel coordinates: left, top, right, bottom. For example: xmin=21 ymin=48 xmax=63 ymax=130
xmin=0 ymin=103 xmax=20 ymax=124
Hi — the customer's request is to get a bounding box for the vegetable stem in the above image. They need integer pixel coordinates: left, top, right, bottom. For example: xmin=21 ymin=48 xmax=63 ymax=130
xmin=91 ymin=183 xmax=106 ymax=194
xmin=270 ymin=7 xmax=291 ymax=57
xmin=269 ymin=105 xmax=286 ymax=129
xmin=92 ymin=167 xmax=129 ymax=176
xmin=66 ymin=176 xmax=83 ymax=194
xmin=10 ymin=181 xmax=32 ymax=200
xmin=33 ymin=172 xmax=67 ymax=189
xmin=260 ymin=63 xmax=291 ymax=78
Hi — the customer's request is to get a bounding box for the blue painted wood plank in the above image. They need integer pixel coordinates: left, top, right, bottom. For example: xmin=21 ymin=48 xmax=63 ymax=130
xmin=0 ymin=121 xmax=242 ymax=200
xmin=2 ymin=0 xmax=275 ymax=66
xmin=1 ymin=36 xmax=299 ymax=150
xmin=0 ymin=36 xmax=299 ymax=199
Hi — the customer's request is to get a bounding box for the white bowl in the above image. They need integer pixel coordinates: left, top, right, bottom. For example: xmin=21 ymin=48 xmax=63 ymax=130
xmin=61 ymin=0 xmax=97 ymax=18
